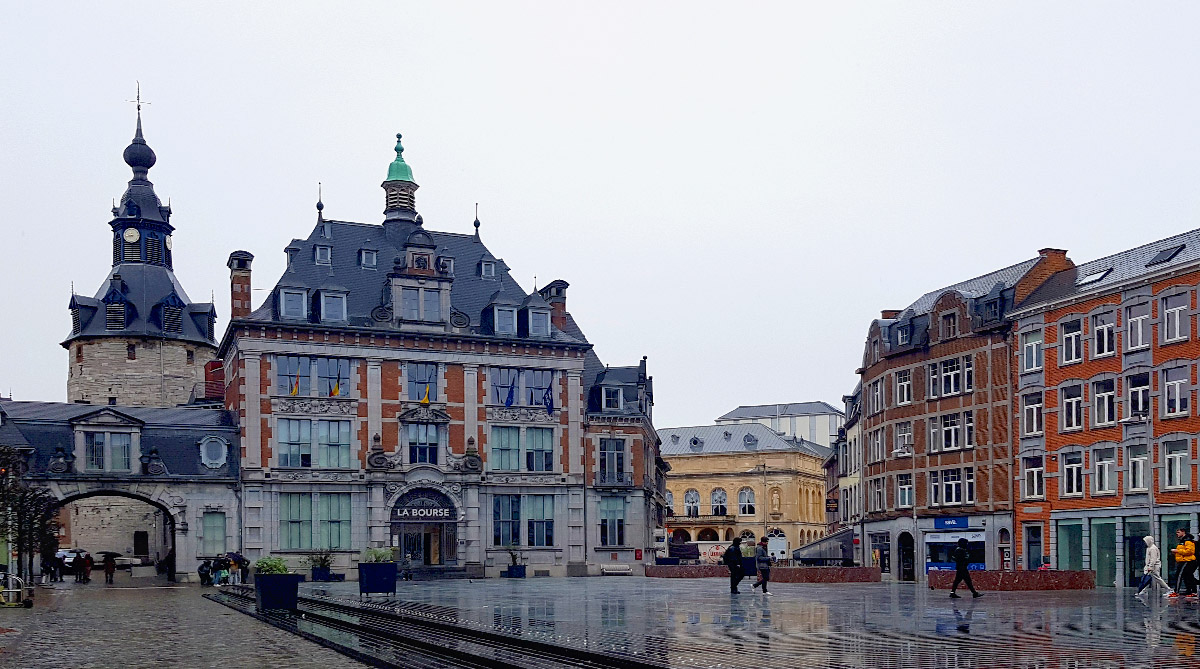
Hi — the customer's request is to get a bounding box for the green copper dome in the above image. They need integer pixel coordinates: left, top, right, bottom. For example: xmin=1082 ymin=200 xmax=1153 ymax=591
xmin=386 ymin=133 xmax=414 ymax=182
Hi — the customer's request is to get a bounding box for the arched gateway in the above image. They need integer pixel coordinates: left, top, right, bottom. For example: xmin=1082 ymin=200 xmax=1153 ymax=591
xmin=390 ymin=488 xmax=458 ymax=566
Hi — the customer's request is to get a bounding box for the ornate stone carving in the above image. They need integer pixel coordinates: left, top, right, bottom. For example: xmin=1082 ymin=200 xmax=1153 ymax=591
xmin=446 ymin=449 xmax=482 ymax=473
xmin=489 ymin=407 xmax=556 ymax=424
xmin=272 ymin=397 xmax=358 ymax=416
xmin=398 ymin=406 xmax=451 ymax=424
xmin=47 ymin=445 xmax=75 ymax=474
xmin=318 ymin=472 xmax=355 ymax=481
xmin=279 ymin=471 xmax=308 ymax=481
xmin=488 ymin=474 xmax=560 ymax=484
xmin=140 ymin=445 xmax=169 ymax=475
xmin=385 ymin=483 xmax=402 ymax=494
xmin=367 ymin=451 xmax=401 ymax=471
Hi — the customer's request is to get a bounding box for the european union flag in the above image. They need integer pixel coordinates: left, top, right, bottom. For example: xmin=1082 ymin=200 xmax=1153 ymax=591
xmin=542 ymin=384 xmax=554 ymax=416
xmin=504 ymin=378 xmax=516 ymax=408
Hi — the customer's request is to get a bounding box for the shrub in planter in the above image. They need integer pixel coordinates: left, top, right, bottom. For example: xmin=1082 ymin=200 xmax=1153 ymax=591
xmin=501 ymin=545 xmax=527 ymax=578
xmin=253 ymin=556 xmax=304 ymax=612
xmin=358 ymin=547 xmax=397 ymax=599
xmin=303 ymin=549 xmax=335 ymax=582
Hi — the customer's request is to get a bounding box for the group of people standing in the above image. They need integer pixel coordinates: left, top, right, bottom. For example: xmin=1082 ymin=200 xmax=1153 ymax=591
xmin=197 ymin=553 xmax=249 ymax=586
xmin=722 ymin=536 xmax=776 ymax=595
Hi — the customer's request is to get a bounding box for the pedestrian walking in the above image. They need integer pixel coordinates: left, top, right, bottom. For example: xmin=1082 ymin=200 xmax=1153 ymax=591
xmin=948 ymin=538 xmax=983 ymax=599
xmin=751 ymin=537 xmax=772 ymax=595
xmin=723 ymin=537 xmax=745 ymax=594
xmin=82 ymin=554 xmax=93 ymax=583
xmin=400 ymin=554 xmax=414 ymax=581
xmin=1137 ymin=535 xmax=1170 ymax=597
xmin=103 ymin=555 xmax=116 ymax=585
xmin=1170 ymin=528 xmax=1197 ymax=598
xmin=53 ymin=555 xmax=64 ymax=582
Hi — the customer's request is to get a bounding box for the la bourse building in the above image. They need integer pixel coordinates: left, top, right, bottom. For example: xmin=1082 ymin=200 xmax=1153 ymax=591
xmin=219 ymin=135 xmax=665 ymax=577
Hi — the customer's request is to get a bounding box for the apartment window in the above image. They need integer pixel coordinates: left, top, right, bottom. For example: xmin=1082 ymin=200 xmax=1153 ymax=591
xmin=1095 ymin=448 xmax=1116 ymax=494
xmin=1022 ymin=330 xmax=1044 ymax=371
xmin=316 ymin=358 xmax=350 ymax=397
xmin=1093 ymin=380 xmax=1116 ymax=426
xmin=869 ymin=478 xmax=885 ymax=512
xmin=277 ymin=355 xmax=311 ymax=396
xmin=1063 ymin=452 xmax=1084 ymax=496
xmin=493 ymin=494 xmax=520 ymax=546
xmin=943 ymin=469 xmax=963 ymax=505
xmin=1062 ymin=385 xmax=1083 ymax=431
xmin=407 ymin=362 xmax=438 ymax=402
xmin=526 ymin=370 xmax=553 ymax=406
xmin=422 ymin=289 xmax=441 ymax=322
xmin=317 ymin=419 xmax=352 ymax=468
xmin=927 ymin=416 xmax=940 ymax=453
xmin=868 ymin=430 xmax=884 ymax=463
xmin=1165 ymin=440 xmax=1190 ymax=490
xmin=491 ymin=367 xmax=520 ymax=404
xmin=281 ymin=289 xmax=306 ymax=319
xmin=490 ymin=426 xmax=520 ymax=471
xmin=870 ymin=338 xmax=880 ymax=363
xmin=526 ymin=427 xmax=554 ymax=472
xmin=711 ymin=489 xmax=728 ymax=516
xmin=965 ymin=469 xmax=975 ymax=503
xmin=315 ymin=245 xmax=332 ymax=265
xmin=1022 ymin=393 xmax=1044 ymax=436
xmin=408 ymin=423 xmax=439 ymax=465
xmin=1128 ymin=445 xmax=1148 ymax=492
xmin=964 ymin=356 xmax=974 ymax=392
xmin=928 ymin=364 xmax=939 ymax=399
xmin=599 ymin=497 xmax=625 ymax=546
xmin=360 ymin=249 xmax=377 ymax=268
xmin=964 ymin=411 xmax=975 ymax=447
xmin=1061 ymin=320 xmax=1082 ymax=363
xmin=984 ymin=299 xmax=1000 ymax=321
xmin=1093 ymin=313 xmax=1115 ymax=357
xmin=321 ymin=294 xmax=347 ymax=322
xmin=898 ymin=327 xmax=910 ymax=345
xmin=895 ymin=422 xmax=913 ymax=455
xmin=738 ymin=487 xmax=756 ymax=515
xmin=603 ymin=387 xmax=622 ymax=411
xmin=895 ymin=370 xmax=912 ymax=405
xmin=941 ymin=358 xmax=961 ymax=396
xmin=897 ymin=474 xmax=913 ymax=508
xmin=527 ymin=495 xmax=554 ymax=547
xmin=1126 ymin=304 xmax=1150 ymax=350
xmin=480 ymin=261 xmax=495 ymax=278
xmin=495 ymin=307 xmax=517 ymax=335
xmin=402 ymin=288 xmax=420 ymax=320
xmin=530 ymin=311 xmax=551 ymax=337
xmin=318 ymin=493 xmax=352 ymax=550
xmin=1023 ymin=456 xmax=1045 ymax=499
xmin=942 ymin=413 xmax=962 ymax=450
xmin=683 ymin=489 xmax=700 ymax=517
xmin=1164 ymin=367 xmax=1190 ymax=417
xmin=599 ymin=438 xmax=625 ymax=483
xmin=202 ymin=512 xmax=227 ymax=555
xmin=929 ymin=471 xmax=941 ymax=506
xmin=278 ymin=419 xmax=312 ymax=467
xmin=870 ymin=380 xmax=883 ymax=413
xmin=1164 ymin=294 xmax=1189 ymax=342
xmin=1128 ymin=373 xmax=1151 ymax=419
xmin=942 ymin=313 xmax=958 ymax=338
xmin=279 ymin=493 xmax=313 ymax=550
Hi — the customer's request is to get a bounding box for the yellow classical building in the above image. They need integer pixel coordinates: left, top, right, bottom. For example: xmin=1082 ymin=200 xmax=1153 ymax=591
xmin=660 ymin=423 xmax=830 ymax=553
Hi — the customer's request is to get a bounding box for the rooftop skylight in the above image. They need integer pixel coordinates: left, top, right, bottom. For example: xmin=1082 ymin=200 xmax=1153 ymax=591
xmin=1146 ymin=244 xmax=1185 ymax=267
xmin=1076 ymin=268 xmax=1111 ymax=286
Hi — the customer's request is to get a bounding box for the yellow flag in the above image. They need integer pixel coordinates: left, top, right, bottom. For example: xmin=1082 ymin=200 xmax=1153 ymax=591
xmin=420 ymin=384 xmax=430 ymax=405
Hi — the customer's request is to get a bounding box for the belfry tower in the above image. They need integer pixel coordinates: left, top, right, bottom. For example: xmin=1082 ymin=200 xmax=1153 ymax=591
xmin=61 ymin=108 xmax=217 ymax=407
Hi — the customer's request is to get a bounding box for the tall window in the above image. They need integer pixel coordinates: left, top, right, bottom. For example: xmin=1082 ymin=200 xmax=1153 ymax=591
xmin=316 ymin=358 xmax=351 ymax=397
xmin=408 ymin=423 xmax=439 ymax=464
xmin=1062 ymin=385 xmax=1083 ymax=430
xmin=1023 ymin=456 xmax=1045 ymax=499
xmin=1022 ymin=393 xmax=1044 ymax=436
xmin=1165 ymin=440 xmax=1190 ymax=489
xmin=1022 ymin=331 xmax=1044 ymax=371
xmin=493 ymin=495 xmax=520 ymax=546
xmin=870 ymin=381 xmax=883 ymax=413
xmin=526 ymin=370 xmax=553 ymax=406
xmin=85 ymin=432 xmax=105 ymax=470
xmin=895 ymin=370 xmax=912 ymax=405
xmin=527 ymin=495 xmax=554 ymax=547
xmin=279 ymin=493 xmax=313 ymax=550
xmin=526 ymin=427 xmax=554 ymax=472
xmin=1061 ymin=320 xmax=1082 ymax=363
xmin=710 ymin=488 xmax=728 ymax=515
xmin=599 ymin=497 xmax=625 ymax=546
xmin=1126 ymin=304 xmax=1150 ymax=350
xmin=1095 ymin=448 xmax=1116 ymax=494
xmin=683 ymin=489 xmax=700 ymax=517
xmin=278 ymin=419 xmax=312 ymax=467
xmin=1164 ymin=367 xmax=1190 ymax=416
xmin=401 ymin=288 xmax=420 ymax=320
xmin=202 ymin=512 xmax=227 ymax=555
xmin=318 ymin=420 xmax=352 ymax=468
xmin=1128 ymin=445 xmax=1148 ymax=492
xmin=407 ymin=362 xmax=438 ymax=402
xmin=599 ymin=438 xmax=625 ymax=483
xmin=1063 ymin=452 xmax=1084 ymax=496
xmin=318 ymin=493 xmax=351 ymax=549
xmin=928 ymin=364 xmax=939 ymax=399
xmin=942 ymin=414 xmax=962 ymax=450
xmin=895 ymin=422 xmax=913 ymax=454
xmin=942 ymin=313 xmax=958 ymax=338
xmin=490 ymin=426 xmax=520 ymax=471
xmin=965 ymin=469 xmax=976 ymax=503
xmin=897 ymin=474 xmax=913 ymax=508
xmin=1093 ymin=380 xmax=1116 ymax=426
xmin=964 ymin=411 xmax=975 ymax=447
xmin=491 ymin=368 xmax=520 ymax=404
xmin=1164 ymin=294 xmax=1189 ymax=342
xmin=941 ymin=358 xmax=961 ymax=396
xmin=277 ymin=355 xmax=311 ymax=396
xmin=943 ymin=469 xmax=963 ymax=505
xmin=110 ymin=433 xmax=131 ymax=471
xmin=495 ymin=307 xmax=517 ymax=335
xmin=1093 ymin=313 xmax=1115 ymax=357
xmin=738 ymin=488 xmax=756 ymax=515
xmin=422 ymin=289 xmax=441 ymax=322
xmin=1128 ymin=373 xmax=1151 ymax=418
xmin=929 ymin=471 xmax=941 ymax=506
xmin=964 ymin=356 xmax=974 ymax=392
xmin=868 ymin=429 xmax=885 ymax=462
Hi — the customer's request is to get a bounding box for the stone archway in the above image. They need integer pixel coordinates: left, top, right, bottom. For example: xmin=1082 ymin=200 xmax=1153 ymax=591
xmin=52 ymin=487 xmax=181 ymax=582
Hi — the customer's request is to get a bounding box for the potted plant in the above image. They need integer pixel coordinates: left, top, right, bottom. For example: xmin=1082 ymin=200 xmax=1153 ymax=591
xmin=501 ymin=545 xmax=526 ymax=578
xmin=253 ymin=556 xmax=304 ymax=612
xmin=303 ymin=548 xmax=335 ymax=582
xmin=357 ymin=547 xmax=397 ymax=599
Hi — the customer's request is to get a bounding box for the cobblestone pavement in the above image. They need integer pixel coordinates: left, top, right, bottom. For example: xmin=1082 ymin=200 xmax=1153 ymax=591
xmin=0 ymin=575 xmax=367 ymax=668
xmin=308 ymin=577 xmax=1200 ymax=668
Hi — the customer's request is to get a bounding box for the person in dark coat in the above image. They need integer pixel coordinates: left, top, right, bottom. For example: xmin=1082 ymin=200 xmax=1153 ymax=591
xmin=949 ymin=538 xmax=983 ymax=598
xmin=751 ymin=537 xmax=772 ymax=595
xmin=82 ymin=554 xmax=94 ymax=583
xmin=102 ymin=555 xmax=116 ymax=585
xmin=723 ymin=537 xmax=745 ymax=594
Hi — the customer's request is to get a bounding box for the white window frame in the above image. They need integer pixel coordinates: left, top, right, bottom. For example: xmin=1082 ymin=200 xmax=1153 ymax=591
xmin=897 ymin=474 xmax=913 ymax=508
xmin=897 ymin=327 xmax=910 ymax=345
xmin=928 ymin=364 xmax=939 ymax=399
xmin=940 ymin=358 xmax=961 ymax=396
xmin=280 ymin=289 xmax=307 ymax=320
xmin=1126 ymin=304 xmax=1150 ymax=351
xmin=894 ymin=422 xmax=913 ymax=455
xmin=1062 ymin=385 xmax=1083 ymax=431
xmin=870 ymin=380 xmax=883 ymax=414
xmin=943 ymin=469 xmax=963 ymax=505
xmin=602 ymin=387 xmax=622 ymax=411
xmin=360 ymin=249 xmax=377 ymax=268
xmin=1128 ymin=373 xmax=1151 ymax=419
xmin=965 ymin=468 xmax=975 ymax=504
xmin=929 ymin=471 xmax=941 ymax=507
xmin=1165 ymin=440 xmax=1189 ymax=490
xmin=1164 ymin=294 xmax=1189 ymax=342
xmin=1093 ymin=381 xmax=1116 ymax=426
xmin=1061 ymin=320 xmax=1082 ymax=364
xmin=1093 ymin=314 xmax=1115 ymax=358
xmin=1022 ymin=330 xmax=1044 ymax=372
xmin=481 ymin=261 xmax=496 ymax=278
xmin=1023 ymin=457 xmax=1045 ymax=499
xmin=1095 ymin=448 xmax=1116 ymax=494
xmin=1063 ymin=452 xmax=1084 ymax=496
xmin=1023 ymin=393 xmax=1044 ymax=436
xmin=1164 ymin=367 xmax=1190 ymax=417
xmin=320 ymin=293 xmax=347 ymax=322
xmin=315 ymin=245 xmax=332 ymax=265
xmin=941 ymin=413 xmax=961 ymax=451
xmin=964 ymin=410 xmax=974 ymax=448
xmin=895 ymin=370 xmax=912 ymax=405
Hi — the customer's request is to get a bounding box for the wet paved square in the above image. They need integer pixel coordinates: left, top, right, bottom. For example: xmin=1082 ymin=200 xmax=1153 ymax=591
xmin=308 ymin=577 xmax=1200 ymax=668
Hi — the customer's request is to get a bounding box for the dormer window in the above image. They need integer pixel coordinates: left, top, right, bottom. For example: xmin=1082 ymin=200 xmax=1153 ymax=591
xmin=423 ymin=290 xmax=441 ymax=321
xmin=286 ymin=248 xmax=298 ymax=266
xmin=162 ymin=305 xmax=182 ymax=333
xmin=400 ymin=288 xmax=442 ymax=322
xmin=530 ymin=311 xmax=550 ymax=337
xmin=315 ymin=246 xmax=332 ymax=265
xmin=603 ymin=387 xmax=622 ymax=411
xmin=321 ymin=293 xmax=347 ymax=322
xmin=360 ymin=250 xmax=377 ymax=268
xmin=106 ymin=303 xmax=126 ymax=330
xmin=281 ymin=289 xmax=307 ymax=319
xmin=941 ymin=313 xmax=958 ymax=339
xmin=481 ymin=261 xmax=496 ymax=278
xmin=897 ymin=326 xmax=909 ymax=345
xmin=495 ymin=307 xmax=517 ymax=335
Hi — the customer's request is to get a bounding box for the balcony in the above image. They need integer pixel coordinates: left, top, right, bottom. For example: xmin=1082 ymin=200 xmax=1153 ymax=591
xmin=672 ymin=514 xmax=737 ymax=525
xmin=595 ymin=471 xmax=634 ymax=487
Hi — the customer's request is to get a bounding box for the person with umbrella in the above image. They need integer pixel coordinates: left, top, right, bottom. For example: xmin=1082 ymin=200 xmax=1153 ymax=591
xmin=102 ymin=554 xmax=116 ymax=585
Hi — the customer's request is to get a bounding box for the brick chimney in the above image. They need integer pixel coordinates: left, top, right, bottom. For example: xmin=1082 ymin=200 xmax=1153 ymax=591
xmin=881 ymin=310 xmax=901 ymax=320
xmin=227 ymin=251 xmax=255 ymax=320
xmin=1014 ymin=248 xmax=1074 ymax=306
xmin=538 ymin=279 xmax=570 ymax=331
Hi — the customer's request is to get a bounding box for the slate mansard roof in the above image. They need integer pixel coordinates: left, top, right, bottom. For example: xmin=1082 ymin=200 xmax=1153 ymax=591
xmin=658 ymin=423 xmax=831 ymax=459
xmin=0 ymin=400 xmax=238 ymax=478
xmin=716 ymin=402 xmax=844 ymax=421
xmin=902 ymin=258 xmax=1040 ymax=317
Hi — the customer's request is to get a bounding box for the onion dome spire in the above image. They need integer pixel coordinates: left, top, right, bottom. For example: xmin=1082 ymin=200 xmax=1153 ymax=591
xmin=123 ymin=106 xmax=157 ymax=181
xmin=386 ymin=133 xmax=414 ymax=182
xmin=382 ymin=132 xmax=419 ymax=222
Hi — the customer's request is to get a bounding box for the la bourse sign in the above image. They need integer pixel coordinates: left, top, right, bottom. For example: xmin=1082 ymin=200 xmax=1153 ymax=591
xmin=391 ymin=500 xmax=455 ymax=522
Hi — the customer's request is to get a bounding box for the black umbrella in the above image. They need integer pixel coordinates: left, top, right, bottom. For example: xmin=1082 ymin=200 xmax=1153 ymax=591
xmin=96 ymin=551 xmax=123 ymax=558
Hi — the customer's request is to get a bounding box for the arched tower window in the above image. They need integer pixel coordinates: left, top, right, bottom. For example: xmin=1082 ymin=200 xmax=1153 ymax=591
xmin=738 ymin=487 xmax=756 ymax=515
xmin=710 ymin=488 xmax=728 ymax=516
xmin=683 ymin=489 xmax=700 ymax=517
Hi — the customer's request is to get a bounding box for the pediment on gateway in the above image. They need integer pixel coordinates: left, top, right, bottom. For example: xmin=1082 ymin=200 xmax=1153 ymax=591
xmin=68 ymin=408 xmax=145 ymax=427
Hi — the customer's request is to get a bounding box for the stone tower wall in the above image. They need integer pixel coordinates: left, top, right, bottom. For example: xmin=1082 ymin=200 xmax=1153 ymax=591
xmin=67 ymin=338 xmax=216 ymax=407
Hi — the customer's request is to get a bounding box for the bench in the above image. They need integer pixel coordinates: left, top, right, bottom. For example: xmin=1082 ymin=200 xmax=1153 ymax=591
xmin=601 ymin=564 xmax=633 ymax=576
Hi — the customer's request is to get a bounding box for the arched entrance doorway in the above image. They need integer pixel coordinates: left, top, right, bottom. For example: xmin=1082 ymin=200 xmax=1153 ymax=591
xmin=697 ymin=528 xmax=719 ymax=541
xmin=672 ymin=529 xmax=692 ymax=543
xmin=54 ymin=492 xmax=177 ymax=582
xmin=390 ymin=489 xmax=457 ymax=566
xmin=898 ymin=531 xmax=915 ymax=582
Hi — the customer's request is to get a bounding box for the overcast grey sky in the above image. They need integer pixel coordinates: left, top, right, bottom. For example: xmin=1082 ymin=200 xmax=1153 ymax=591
xmin=4 ymin=4 xmax=1200 ymax=428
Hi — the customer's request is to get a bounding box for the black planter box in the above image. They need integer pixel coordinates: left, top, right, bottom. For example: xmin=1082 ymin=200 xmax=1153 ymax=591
xmin=254 ymin=573 xmax=305 ymax=612
xmin=311 ymin=566 xmax=332 ymax=582
xmin=358 ymin=562 xmax=397 ymax=598
xmin=501 ymin=565 xmax=527 ymax=578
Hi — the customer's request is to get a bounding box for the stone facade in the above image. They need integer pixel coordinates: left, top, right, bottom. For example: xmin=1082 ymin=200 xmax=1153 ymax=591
xmin=67 ymin=339 xmax=215 ymax=407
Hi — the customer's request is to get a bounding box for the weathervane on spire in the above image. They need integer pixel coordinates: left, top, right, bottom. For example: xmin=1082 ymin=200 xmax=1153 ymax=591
xmin=126 ymin=81 xmax=150 ymax=113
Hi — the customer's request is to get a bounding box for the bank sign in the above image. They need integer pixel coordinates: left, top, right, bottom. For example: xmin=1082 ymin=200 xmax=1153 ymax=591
xmin=392 ymin=506 xmax=454 ymax=521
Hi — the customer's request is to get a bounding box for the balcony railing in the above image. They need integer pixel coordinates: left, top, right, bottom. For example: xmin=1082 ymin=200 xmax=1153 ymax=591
xmin=672 ymin=514 xmax=737 ymax=525
xmin=595 ymin=471 xmax=633 ymax=487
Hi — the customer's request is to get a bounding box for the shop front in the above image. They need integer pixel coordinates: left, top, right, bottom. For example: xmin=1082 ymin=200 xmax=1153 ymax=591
xmin=389 ymin=488 xmax=458 ymax=566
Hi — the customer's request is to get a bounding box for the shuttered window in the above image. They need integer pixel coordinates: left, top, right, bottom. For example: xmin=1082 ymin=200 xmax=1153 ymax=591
xmin=163 ymin=306 xmax=182 ymax=333
xmin=106 ymin=303 xmax=125 ymax=330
